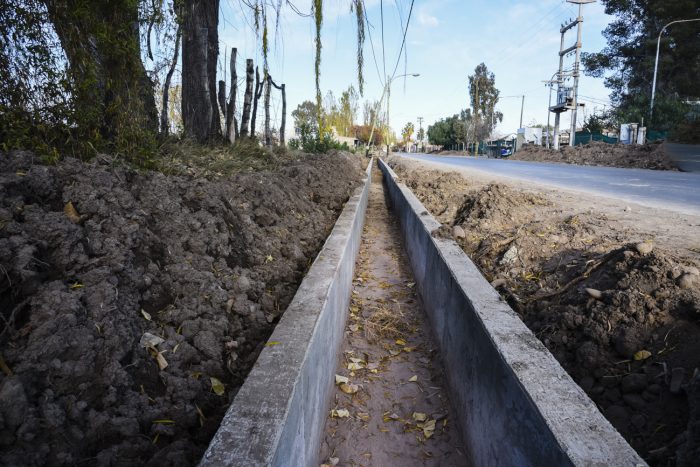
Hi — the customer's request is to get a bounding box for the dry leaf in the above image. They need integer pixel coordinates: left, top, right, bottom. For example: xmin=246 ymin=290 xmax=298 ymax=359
xmin=412 ymin=412 xmax=427 ymax=422
xmin=634 ymin=350 xmax=652 ymax=361
xmin=330 ymin=409 xmax=350 ymax=418
xmin=395 ymin=339 xmax=407 ymax=346
xmin=407 ymin=282 xmax=416 ymax=288
xmin=63 ymin=201 xmax=81 ymax=223
xmin=265 ymin=341 xmax=281 ymax=347
xmin=140 ymin=332 xmax=164 ymax=348
xmin=357 ymin=412 xmax=370 ymax=422
xmin=339 ymin=383 xmax=359 ymax=394
xmin=347 ymin=362 xmax=363 ymax=371
xmin=409 ymin=375 xmax=418 ymax=382
xmin=141 ymin=309 xmax=152 ymax=321
xmin=349 ymin=357 xmax=364 ymax=364
xmin=210 ymin=377 xmax=225 ymax=396
xmin=0 ymin=353 xmax=13 ymax=377
xmin=423 ymin=419 xmax=436 ymax=438
xmin=335 ymin=374 xmax=350 ymax=385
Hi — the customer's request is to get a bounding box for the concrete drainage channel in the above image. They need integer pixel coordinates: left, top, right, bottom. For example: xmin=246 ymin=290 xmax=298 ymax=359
xmin=200 ymin=157 xmax=646 ymax=466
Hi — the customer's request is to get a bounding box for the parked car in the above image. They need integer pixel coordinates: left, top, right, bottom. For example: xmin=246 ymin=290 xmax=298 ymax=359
xmin=500 ymin=147 xmax=513 ymax=157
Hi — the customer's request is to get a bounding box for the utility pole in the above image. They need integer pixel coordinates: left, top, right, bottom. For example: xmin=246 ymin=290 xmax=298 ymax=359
xmin=551 ymin=0 xmax=594 ymax=149
xmin=417 ymin=116 xmax=424 ymax=152
xmin=519 ymin=95 xmax=525 ymax=129
xmin=473 ymin=79 xmax=479 ymax=156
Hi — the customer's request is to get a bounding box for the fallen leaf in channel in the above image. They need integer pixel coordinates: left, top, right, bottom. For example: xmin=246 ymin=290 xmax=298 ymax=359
xmin=339 ymin=383 xmax=359 ymax=394
xmin=330 ymin=409 xmax=350 ymax=418
xmin=409 ymin=375 xmax=418 ymax=382
xmin=634 ymin=350 xmax=652 ymax=361
xmin=335 ymin=374 xmax=350 ymax=385
xmin=210 ymin=377 xmax=225 ymax=396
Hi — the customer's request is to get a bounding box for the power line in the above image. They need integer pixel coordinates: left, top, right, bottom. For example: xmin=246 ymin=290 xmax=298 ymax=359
xmin=363 ymin=2 xmax=385 ymax=87
xmin=380 ymin=0 xmax=387 ymax=79
xmin=389 ymin=0 xmax=415 ymax=79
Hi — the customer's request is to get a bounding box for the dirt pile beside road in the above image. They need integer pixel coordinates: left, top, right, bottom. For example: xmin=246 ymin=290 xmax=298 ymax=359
xmin=0 ymin=150 xmax=362 ymax=466
xmin=511 ymin=141 xmax=679 ymax=171
xmin=391 ymin=160 xmax=700 ymax=467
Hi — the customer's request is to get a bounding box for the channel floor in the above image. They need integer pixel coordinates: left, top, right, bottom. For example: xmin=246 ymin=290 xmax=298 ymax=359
xmin=319 ymin=163 xmax=468 ymax=466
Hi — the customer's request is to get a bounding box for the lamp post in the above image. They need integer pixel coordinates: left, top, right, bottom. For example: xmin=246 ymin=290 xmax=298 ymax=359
xmin=650 ymin=18 xmax=700 ymax=121
xmin=365 ymin=73 xmax=420 ymax=154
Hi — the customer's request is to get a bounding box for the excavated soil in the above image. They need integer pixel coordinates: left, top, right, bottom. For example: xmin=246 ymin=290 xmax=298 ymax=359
xmin=389 ymin=159 xmax=700 ymax=467
xmin=510 ymin=141 xmax=679 ymax=171
xmin=0 ymin=150 xmax=363 ymax=466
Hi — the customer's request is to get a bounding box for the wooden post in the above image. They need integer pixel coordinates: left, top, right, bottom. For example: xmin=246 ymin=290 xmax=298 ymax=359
xmin=251 ymin=66 xmax=262 ymax=138
xmin=263 ymin=74 xmax=272 ymax=146
xmin=240 ymin=59 xmax=254 ymax=137
xmin=225 ymin=48 xmax=237 ymax=143
xmin=269 ymin=78 xmax=286 ymax=146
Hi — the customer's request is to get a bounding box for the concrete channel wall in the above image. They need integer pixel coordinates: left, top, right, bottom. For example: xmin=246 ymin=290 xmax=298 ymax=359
xmin=378 ymin=158 xmax=646 ymax=467
xmin=200 ymin=160 xmax=373 ymax=467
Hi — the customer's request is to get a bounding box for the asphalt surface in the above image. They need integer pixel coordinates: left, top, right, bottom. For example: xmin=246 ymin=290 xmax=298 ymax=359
xmin=665 ymin=143 xmax=700 ymax=172
xmin=397 ymin=153 xmax=700 ymax=216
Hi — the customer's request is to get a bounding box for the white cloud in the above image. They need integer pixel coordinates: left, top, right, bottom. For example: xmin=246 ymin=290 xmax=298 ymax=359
xmin=418 ymin=10 xmax=439 ymax=28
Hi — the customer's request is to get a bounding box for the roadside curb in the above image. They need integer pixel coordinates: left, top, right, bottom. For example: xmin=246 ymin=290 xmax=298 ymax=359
xmin=378 ymin=158 xmax=646 ymax=467
xmin=200 ymin=159 xmax=373 ymax=466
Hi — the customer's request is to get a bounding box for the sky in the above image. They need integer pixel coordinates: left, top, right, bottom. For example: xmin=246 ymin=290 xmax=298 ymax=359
xmin=217 ymin=0 xmax=614 ymax=141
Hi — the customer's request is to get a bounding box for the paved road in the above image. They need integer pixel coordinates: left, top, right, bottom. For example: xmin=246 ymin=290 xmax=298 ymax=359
xmin=397 ymin=153 xmax=700 ymax=216
xmin=665 ymin=143 xmax=700 ymax=172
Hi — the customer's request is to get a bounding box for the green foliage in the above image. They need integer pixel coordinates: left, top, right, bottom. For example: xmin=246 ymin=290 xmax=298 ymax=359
xmin=401 ymin=122 xmax=415 ymax=144
xmin=1 ymin=0 xmax=159 ymax=164
xmin=582 ymin=0 xmax=700 ymax=131
xmin=351 ymin=0 xmax=365 ymax=95
xmin=468 ymin=63 xmax=501 ymax=142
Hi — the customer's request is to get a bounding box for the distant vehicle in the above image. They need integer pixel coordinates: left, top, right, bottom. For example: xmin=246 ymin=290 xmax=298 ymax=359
xmin=500 ymin=147 xmax=513 ymax=157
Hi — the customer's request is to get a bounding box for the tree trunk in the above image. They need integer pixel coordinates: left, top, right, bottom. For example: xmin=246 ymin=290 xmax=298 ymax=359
xmin=225 ymin=48 xmax=237 ymax=143
xmin=181 ymin=0 xmax=220 ymax=143
xmin=269 ymin=78 xmax=286 ymax=146
xmin=250 ymin=66 xmax=262 ymax=138
xmin=161 ymin=24 xmax=182 ymax=136
xmin=240 ymin=59 xmax=254 ymax=137
xmin=43 ymin=0 xmax=158 ymax=153
xmin=264 ymin=74 xmax=271 ymax=146
xmin=218 ymin=80 xmax=226 ymax=122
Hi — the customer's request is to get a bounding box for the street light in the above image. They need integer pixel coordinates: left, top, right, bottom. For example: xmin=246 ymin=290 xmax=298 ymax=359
xmin=366 ymin=73 xmax=420 ymax=154
xmin=650 ymin=18 xmax=700 ymax=121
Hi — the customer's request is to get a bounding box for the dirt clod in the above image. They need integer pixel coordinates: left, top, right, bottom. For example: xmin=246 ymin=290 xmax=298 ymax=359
xmin=390 ymin=158 xmax=700 ymax=466
xmin=0 ymin=150 xmax=362 ymax=465
xmin=510 ymin=141 xmax=679 ymax=171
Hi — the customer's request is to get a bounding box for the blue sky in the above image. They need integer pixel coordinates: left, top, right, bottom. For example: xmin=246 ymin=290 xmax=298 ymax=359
xmin=217 ymin=0 xmax=614 ymax=140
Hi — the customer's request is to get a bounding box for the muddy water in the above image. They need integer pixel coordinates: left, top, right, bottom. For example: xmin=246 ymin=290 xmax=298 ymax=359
xmin=319 ymin=163 xmax=468 ymax=466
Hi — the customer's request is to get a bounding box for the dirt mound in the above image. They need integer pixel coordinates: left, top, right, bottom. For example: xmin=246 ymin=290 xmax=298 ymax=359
xmin=0 ymin=150 xmax=362 ymax=465
xmin=511 ymin=141 xmax=679 ymax=171
xmin=391 ymin=159 xmax=700 ymax=466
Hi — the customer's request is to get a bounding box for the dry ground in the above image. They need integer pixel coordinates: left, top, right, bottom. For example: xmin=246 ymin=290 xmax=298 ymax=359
xmin=389 ymin=156 xmax=700 ymax=467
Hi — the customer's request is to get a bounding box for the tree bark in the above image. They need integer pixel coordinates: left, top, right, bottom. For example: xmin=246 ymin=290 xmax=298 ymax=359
xmin=161 ymin=24 xmax=182 ymax=136
xmin=225 ymin=48 xmax=237 ymax=143
xmin=43 ymin=0 xmax=158 ymax=151
xmin=240 ymin=59 xmax=254 ymax=137
xmin=217 ymin=80 xmax=226 ymax=122
xmin=250 ymin=66 xmax=262 ymax=138
xmin=269 ymin=78 xmax=286 ymax=146
xmin=181 ymin=0 xmax=220 ymax=143
xmin=263 ymin=74 xmax=271 ymax=146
